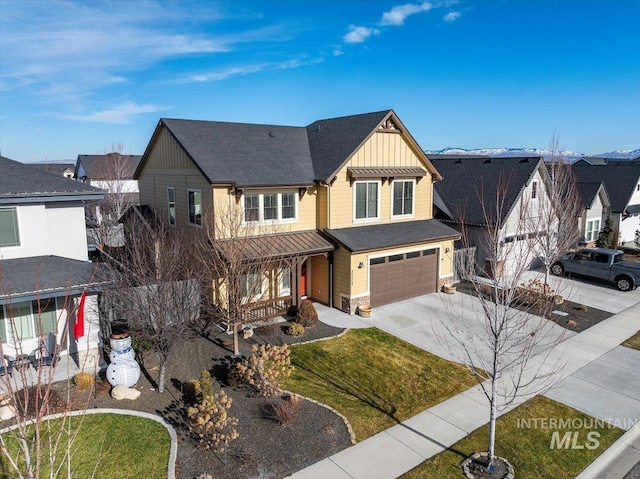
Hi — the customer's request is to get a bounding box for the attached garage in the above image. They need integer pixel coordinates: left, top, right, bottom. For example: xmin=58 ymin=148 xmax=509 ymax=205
xmin=370 ymin=249 xmax=438 ymax=307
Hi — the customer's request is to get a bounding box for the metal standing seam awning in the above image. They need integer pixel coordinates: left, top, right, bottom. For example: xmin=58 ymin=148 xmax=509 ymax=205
xmin=214 ymin=230 xmax=335 ymax=262
xmin=347 ymin=166 xmax=426 ymax=184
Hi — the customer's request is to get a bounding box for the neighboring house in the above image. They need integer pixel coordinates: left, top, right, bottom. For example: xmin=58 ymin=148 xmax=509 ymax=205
xmin=574 ymin=182 xmax=610 ymax=246
xmin=135 ymin=110 xmax=460 ymax=317
xmin=29 ymin=162 xmax=76 ymax=179
xmin=74 ymin=153 xmax=142 ymax=248
xmin=429 ymin=156 xmax=553 ymax=278
xmin=0 ymin=156 xmax=106 ymax=371
xmin=573 ymin=154 xmax=640 ymax=166
xmin=572 ymin=164 xmax=640 ymax=247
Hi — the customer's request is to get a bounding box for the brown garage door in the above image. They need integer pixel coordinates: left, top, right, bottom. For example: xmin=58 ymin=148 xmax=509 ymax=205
xmin=370 ymin=249 xmax=438 ymax=307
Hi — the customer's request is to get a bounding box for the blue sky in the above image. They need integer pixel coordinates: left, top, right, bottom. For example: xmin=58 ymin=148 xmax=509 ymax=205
xmin=1 ymin=0 xmax=639 ymax=162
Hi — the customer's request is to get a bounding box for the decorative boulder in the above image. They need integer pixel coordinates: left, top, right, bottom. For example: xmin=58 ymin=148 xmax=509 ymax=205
xmin=111 ymin=384 xmax=141 ymax=401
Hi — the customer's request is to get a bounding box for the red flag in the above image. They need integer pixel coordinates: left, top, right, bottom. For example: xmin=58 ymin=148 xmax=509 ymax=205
xmin=74 ymin=290 xmax=86 ymax=340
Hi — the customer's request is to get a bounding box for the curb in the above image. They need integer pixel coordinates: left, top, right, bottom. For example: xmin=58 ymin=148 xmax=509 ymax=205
xmin=0 ymin=408 xmax=178 ymax=479
xmin=575 ymin=421 xmax=640 ymax=479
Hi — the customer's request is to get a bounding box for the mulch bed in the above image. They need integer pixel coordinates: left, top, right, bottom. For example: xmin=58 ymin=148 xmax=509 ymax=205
xmin=455 ymin=281 xmax=613 ymax=333
xmin=56 ymin=319 xmax=351 ymax=479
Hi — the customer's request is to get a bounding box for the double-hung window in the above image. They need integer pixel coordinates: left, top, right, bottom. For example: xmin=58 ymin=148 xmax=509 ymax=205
xmin=392 ymin=180 xmax=414 ymax=217
xmin=0 ymin=207 xmax=20 ymax=247
xmin=240 ymin=269 xmax=262 ymax=298
xmin=167 ymin=188 xmax=176 ymax=226
xmin=585 ymin=219 xmax=600 ymax=242
xmin=243 ymin=192 xmax=297 ymax=223
xmin=188 ymin=189 xmax=202 ymax=226
xmin=354 ymin=181 xmax=379 ymax=221
xmin=0 ymin=299 xmax=57 ymax=344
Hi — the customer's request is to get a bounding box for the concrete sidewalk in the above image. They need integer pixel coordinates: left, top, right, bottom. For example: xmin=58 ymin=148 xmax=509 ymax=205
xmin=290 ymin=299 xmax=640 ymax=479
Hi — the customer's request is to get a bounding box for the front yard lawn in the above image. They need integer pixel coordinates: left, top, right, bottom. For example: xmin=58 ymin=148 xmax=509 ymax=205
xmin=284 ymin=328 xmax=477 ymax=441
xmin=1 ymin=413 xmax=170 ymax=478
xmin=622 ymin=330 xmax=640 ymax=350
xmin=400 ymin=396 xmax=624 ymax=479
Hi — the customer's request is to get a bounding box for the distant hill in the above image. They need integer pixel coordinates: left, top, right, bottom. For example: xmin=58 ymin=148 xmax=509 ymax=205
xmin=426 ymin=147 xmax=640 ymax=163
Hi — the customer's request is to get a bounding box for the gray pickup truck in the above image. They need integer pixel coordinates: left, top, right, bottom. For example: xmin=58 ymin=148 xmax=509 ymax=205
xmin=551 ymin=248 xmax=640 ymax=291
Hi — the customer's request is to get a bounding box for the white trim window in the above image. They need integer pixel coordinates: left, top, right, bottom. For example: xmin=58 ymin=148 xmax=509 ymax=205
xmin=585 ymin=218 xmax=600 ymax=242
xmin=188 ymin=189 xmax=202 ymax=226
xmin=391 ymin=180 xmax=415 ymax=218
xmin=242 ymin=191 xmax=298 ymax=224
xmin=354 ymin=181 xmax=380 ymax=221
xmin=280 ymin=266 xmax=291 ymax=296
xmin=0 ymin=299 xmax=58 ymax=344
xmin=240 ymin=269 xmax=263 ymax=298
xmin=167 ymin=187 xmax=176 ymax=226
xmin=0 ymin=207 xmax=20 ymax=247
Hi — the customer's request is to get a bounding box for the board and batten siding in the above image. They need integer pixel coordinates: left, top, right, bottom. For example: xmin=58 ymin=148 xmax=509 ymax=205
xmin=309 ymin=255 xmax=330 ymax=304
xmin=327 ymin=131 xmax=434 ymax=230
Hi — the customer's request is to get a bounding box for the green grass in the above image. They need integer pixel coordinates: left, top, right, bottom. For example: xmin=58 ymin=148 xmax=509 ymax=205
xmin=622 ymin=330 xmax=640 ymax=351
xmin=284 ymin=328 xmax=478 ymax=440
xmin=400 ymin=396 xmax=624 ymax=479
xmin=0 ymin=414 xmax=170 ymax=478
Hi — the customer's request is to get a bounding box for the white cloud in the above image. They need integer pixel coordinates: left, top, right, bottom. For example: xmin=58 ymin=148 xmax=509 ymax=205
xmin=343 ymin=26 xmax=381 ymax=44
xmin=62 ymin=101 xmax=171 ymax=124
xmin=333 ymin=49 xmax=344 ymax=56
xmin=188 ymin=57 xmax=323 ymax=83
xmin=444 ymin=11 xmax=461 ymax=22
xmin=381 ymin=2 xmax=433 ymax=26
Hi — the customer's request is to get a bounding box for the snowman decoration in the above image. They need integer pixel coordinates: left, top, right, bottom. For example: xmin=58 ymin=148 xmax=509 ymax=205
xmin=106 ymin=332 xmax=140 ymax=388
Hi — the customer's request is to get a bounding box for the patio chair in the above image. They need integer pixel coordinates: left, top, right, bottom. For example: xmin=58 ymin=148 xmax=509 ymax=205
xmin=30 ymin=333 xmax=60 ymax=371
xmin=0 ymin=356 xmax=14 ymax=377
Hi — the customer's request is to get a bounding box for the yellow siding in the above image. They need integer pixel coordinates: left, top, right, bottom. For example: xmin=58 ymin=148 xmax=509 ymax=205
xmin=309 ymin=255 xmax=329 ymax=304
xmin=316 ymin=184 xmax=328 ymax=230
xmin=138 ymin=128 xmax=212 ymax=229
xmin=332 ymin=247 xmax=352 ymax=304
xmin=328 ymin=131 xmax=434 ymax=229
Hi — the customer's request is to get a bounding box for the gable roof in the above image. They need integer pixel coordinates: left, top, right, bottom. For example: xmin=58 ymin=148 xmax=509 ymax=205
xmin=571 ymin=164 xmax=640 ymax=213
xmin=75 ymin=153 xmax=142 ymax=180
xmin=575 ymin=181 xmax=609 ymax=210
xmin=138 ymin=110 xmax=441 ymax=187
xmin=29 ymin=163 xmax=75 ymax=176
xmin=430 ymin=156 xmax=546 ymax=226
xmin=0 ymin=156 xmax=103 ymax=203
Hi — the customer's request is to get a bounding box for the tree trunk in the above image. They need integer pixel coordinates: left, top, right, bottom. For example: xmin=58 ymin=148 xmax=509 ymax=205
xmin=488 ymin=381 xmax=497 ymax=470
xmin=158 ymin=359 xmax=166 ymax=393
xmin=233 ymin=323 xmax=240 ymax=357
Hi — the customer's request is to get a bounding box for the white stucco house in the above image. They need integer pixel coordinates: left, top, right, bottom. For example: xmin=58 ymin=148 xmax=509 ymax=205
xmin=1 ymin=156 xmax=106 ymax=376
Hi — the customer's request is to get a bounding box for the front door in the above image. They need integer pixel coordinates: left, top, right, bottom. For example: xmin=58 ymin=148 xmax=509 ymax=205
xmin=300 ymin=261 xmax=307 ymax=297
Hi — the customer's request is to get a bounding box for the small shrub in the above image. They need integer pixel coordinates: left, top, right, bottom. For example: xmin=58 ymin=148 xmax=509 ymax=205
xmin=266 ymin=397 xmax=299 ymax=425
xmin=575 ymin=304 xmax=588 ymax=312
xmin=199 ymin=370 xmax=215 ymax=400
xmin=295 ymin=300 xmax=318 ymax=328
xmin=187 ymin=390 xmax=239 ymax=453
xmin=73 ymin=372 xmax=95 ymax=390
xmin=130 ymin=331 xmax=153 ymax=352
xmin=517 ymin=279 xmax=556 ymax=305
xmin=286 ymin=322 xmax=305 ymax=337
xmin=184 ymin=379 xmax=201 ymax=404
xmin=231 ymin=344 xmax=294 ymax=397
xmin=94 ymin=378 xmax=112 ymax=395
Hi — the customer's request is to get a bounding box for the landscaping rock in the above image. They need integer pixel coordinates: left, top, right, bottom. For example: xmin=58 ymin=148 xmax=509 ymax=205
xmin=0 ymin=404 xmax=15 ymax=420
xmin=111 ymin=384 xmax=141 ymax=401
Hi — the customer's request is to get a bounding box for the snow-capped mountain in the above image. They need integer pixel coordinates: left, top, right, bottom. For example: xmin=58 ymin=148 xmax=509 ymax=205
xmin=426 ymin=147 xmax=640 ymax=163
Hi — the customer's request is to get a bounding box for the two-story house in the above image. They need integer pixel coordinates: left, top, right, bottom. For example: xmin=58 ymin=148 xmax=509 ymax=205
xmin=572 ymin=164 xmax=640 ymax=247
xmin=574 ymin=181 xmax=610 ymax=246
xmin=430 ymin=156 xmax=554 ymax=279
xmin=135 ymin=110 xmax=460 ymax=318
xmin=1 ymin=156 xmax=105 ymax=373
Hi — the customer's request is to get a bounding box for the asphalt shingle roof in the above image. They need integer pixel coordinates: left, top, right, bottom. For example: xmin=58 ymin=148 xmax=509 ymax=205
xmin=306 ymin=110 xmax=392 ymax=181
xmin=0 ymin=156 xmax=103 ymax=200
xmin=161 ymin=119 xmax=315 ymax=187
xmin=430 ymin=156 xmax=545 ymax=226
xmin=76 ymin=153 xmax=142 ymax=180
xmin=575 ymin=181 xmax=606 ymax=209
xmin=325 ymin=219 xmax=460 ymax=253
xmin=0 ymin=256 xmax=108 ymax=301
xmin=572 ymin=164 xmax=640 ymax=213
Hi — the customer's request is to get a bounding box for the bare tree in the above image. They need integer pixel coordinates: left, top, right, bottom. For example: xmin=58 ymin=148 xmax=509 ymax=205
xmin=0 ymin=286 xmax=97 ymax=478
xmin=84 ymin=145 xmax=139 ymax=250
xmin=437 ymin=174 xmax=567 ymax=472
xmin=198 ymin=202 xmax=288 ymax=356
xmin=103 ymin=214 xmax=203 ymax=393
xmin=529 ymin=133 xmax=581 ymax=284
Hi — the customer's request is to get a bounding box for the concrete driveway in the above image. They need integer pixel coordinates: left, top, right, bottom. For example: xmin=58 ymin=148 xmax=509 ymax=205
xmin=522 ymin=269 xmax=640 ymax=314
xmin=356 ymin=291 xmax=573 ymax=365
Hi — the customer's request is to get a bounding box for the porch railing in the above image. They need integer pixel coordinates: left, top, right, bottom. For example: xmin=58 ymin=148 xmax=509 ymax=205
xmin=240 ymin=295 xmax=293 ymax=323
